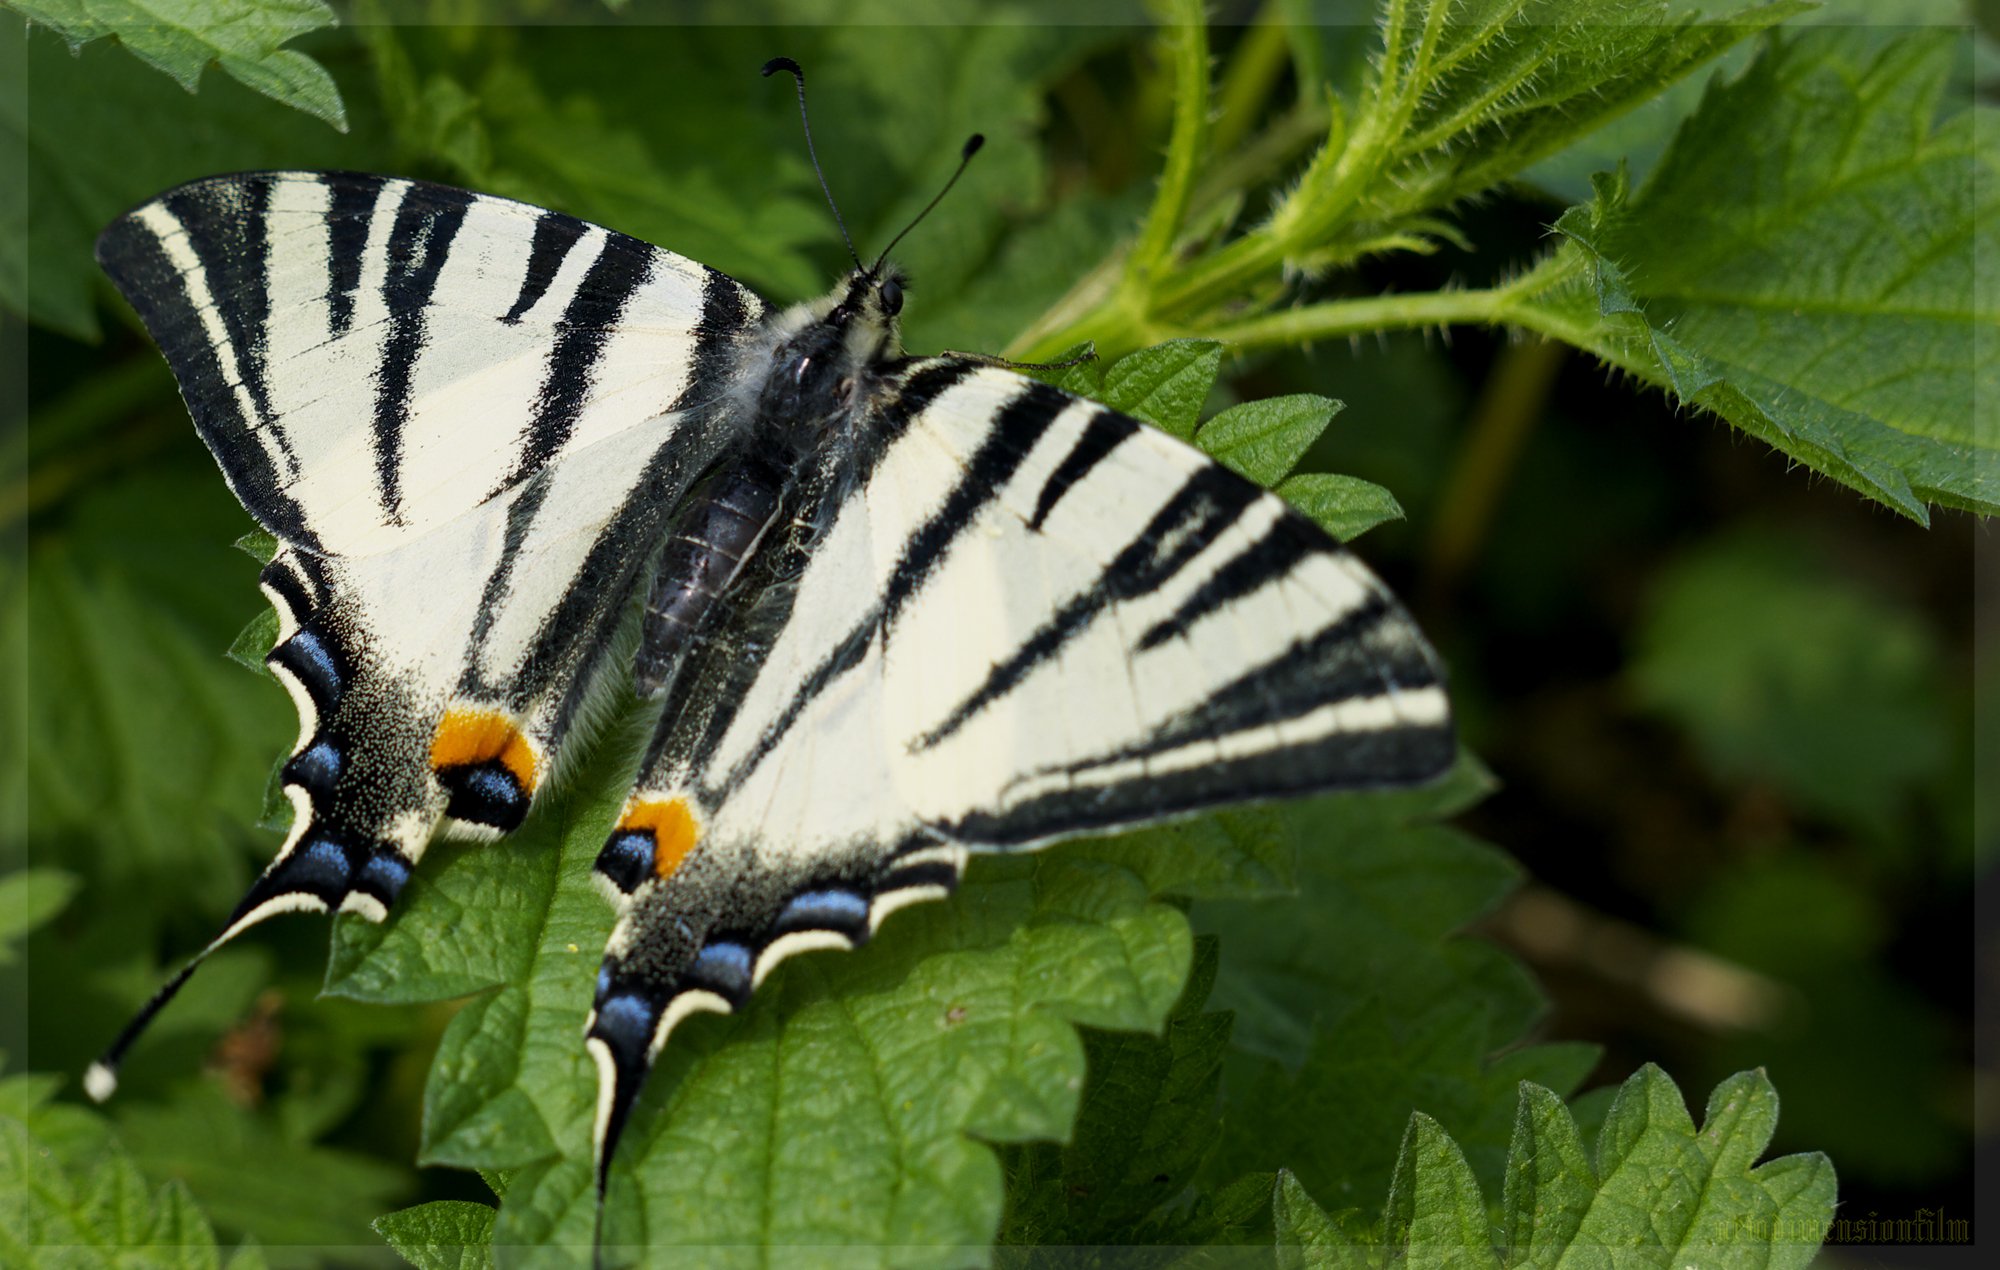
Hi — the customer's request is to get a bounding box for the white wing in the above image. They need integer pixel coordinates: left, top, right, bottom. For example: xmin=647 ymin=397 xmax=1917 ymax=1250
xmin=89 ymin=173 xmax=765 ymax=1097
xmin=582 ymin=357 xmax=1451 ymax=1173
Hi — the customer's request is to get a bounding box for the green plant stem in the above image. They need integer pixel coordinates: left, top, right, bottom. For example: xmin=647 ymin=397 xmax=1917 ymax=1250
xmin=1423 ymin=335 xmax=1569 ymax=605
xmin=1125 ymin=0 xmax=1210 ymax=290
xmin=1210 ymin=4 xmax=1291 ymax=161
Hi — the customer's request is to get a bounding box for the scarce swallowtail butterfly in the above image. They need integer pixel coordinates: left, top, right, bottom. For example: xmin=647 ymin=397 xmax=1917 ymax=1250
xmin=86 ymin=59 xmax=1453 ymax=1257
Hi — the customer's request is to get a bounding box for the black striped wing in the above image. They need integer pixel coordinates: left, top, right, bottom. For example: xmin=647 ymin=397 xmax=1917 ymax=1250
xmin=582 ymin=357 xmax=1452 ymax=1176
xmin=94 ymin=172 xmax=761 ymax=953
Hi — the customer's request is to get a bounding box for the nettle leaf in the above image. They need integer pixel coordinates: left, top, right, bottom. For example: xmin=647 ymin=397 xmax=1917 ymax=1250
xmin=1197 ymin=395 xmax=1341 ymax=487
xmin=0 ymin=868 xmax=77 ymax=964
xmin=1273 ymin=1169 xmax=1372 ymax=1270
xmin=113 ymin=1079 xmax=410 ymax=1256
xmin=1276 ymin=1068 xmax=1835 ymax=1267
xmin=1098 ymin=341 xmax=1224 ymax=439
xmin=374 ymin=1200 xmax=496 ymax=1270
xmin=1504 ymin=1069 xmax=1835 ymax=1268
xmin=3 ymin=17 xmax=383 ymax=337
xmin=1364 ymin=0 xmax=1806 ymax=223
xmin=1200 ymin=763 xmax=1600 ymax=1208
xmin=1277 ymin=474 xmax=1406 ymax=542
xmin=998 ymin=938 xmax=1234 ymax=1246
xmin=6 ymin=0 xmax=348 ymax=131
xmin=4 ymin=472 xmax=293 ymax=919
xmin=1511 ymin=26 xmax=1996 ymax=520
xmin=1 ymin=1099 xmax=224 ymax=1269
xmin=1631 ymin=530 xmax=1949 ymax=836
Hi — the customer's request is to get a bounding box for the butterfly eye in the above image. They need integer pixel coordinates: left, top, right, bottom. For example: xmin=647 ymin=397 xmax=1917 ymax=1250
xmin=878 ymin=277 xmax=903 ymax=316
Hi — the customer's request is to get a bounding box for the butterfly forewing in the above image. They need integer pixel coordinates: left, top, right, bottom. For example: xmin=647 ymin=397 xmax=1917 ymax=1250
xmin=88 ymin=173 xmax=764 ymax=1090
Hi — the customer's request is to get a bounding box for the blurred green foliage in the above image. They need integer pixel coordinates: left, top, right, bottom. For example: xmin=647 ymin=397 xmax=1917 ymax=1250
xmin=4 ymin=0 xmax=1979 ymax=1264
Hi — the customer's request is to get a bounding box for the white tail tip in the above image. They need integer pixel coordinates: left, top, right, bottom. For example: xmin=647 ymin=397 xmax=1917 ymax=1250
xmin=83 ymin=1062 xmax=118 ymax=1103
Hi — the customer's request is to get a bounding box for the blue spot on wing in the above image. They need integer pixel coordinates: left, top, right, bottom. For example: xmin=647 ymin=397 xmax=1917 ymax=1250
xmin=272 ymin=628 xmax=342 ymax=703
xmin=776 ymin=888 xmax=870 ymax=936
xmin=689 ymin=942 xmax=753 ymax=1002
xmin=357 ymin=849 xmax=412 ymax=904
xmin=592 ymin=991 xmax=659 ymax=1063
xmin=283 ymin=739 xmax=342 ymax=793
xmin=593 ymin=830 xmax=656 ymax=895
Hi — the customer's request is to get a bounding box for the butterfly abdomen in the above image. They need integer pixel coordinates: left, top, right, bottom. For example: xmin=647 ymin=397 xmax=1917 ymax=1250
xmin=635 ymin=455 xmax=792 ymax=697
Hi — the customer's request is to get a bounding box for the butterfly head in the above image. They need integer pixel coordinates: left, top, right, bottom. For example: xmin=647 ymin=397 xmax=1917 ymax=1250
xmin=755 ymin=266 xmax=907 ymax=425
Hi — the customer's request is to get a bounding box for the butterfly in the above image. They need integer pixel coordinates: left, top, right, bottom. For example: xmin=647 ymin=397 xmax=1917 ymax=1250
xmin=84 ymin=59 xmax=1453 ymax=1253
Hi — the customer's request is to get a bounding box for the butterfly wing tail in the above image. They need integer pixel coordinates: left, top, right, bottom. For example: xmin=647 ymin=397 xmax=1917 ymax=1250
xmin=84 ymin=826 xmax=413 ymax=1099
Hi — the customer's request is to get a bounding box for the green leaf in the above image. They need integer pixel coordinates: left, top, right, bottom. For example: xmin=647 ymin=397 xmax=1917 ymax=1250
xmin=1513 ymin=27 xmax=1997 ymax=520
xmin=0 ymin=868 xmax=77 ymax=964
xmin=1077 ymin=806 xmax=1299 ymax=903
xmin=374 ymin=1200 xmax=496 ymax=1270
xmin=1631 ymin=530 xmax=1949 ymax=836
xmin=1096 ymin=340 xmax=1224 ymax=439
xmin=1273 ymin=1169 xmax=1371 ymax=1270
xmin=3 ymin=18 xmax=386 ymax=337
xmin=1542 ymin=1067 xmax=1834 ymax=1269
xmin=0 ymin=1105 xmax=224 ymax=1269
xmin=113 ymin=1079 xmax=411 ymax=1255
xmin=1276 ymin=1070 xmax=1836 ymax=1267
xmin=1201 ymin=763 xmax=1600 ymax=1206
xmin=1277 ymin=473 xmax=1406 ymax=542
xmin=999 ymin=938 xmax=1233 ymax=1245
xmin=1358 ymin=0 xmax=1807 ymax=229
xmin=1383 ymin=1115 xmax=1495 ymax=1270
xmin=6 ymin=0 xmax=349 ymax=131
xmin=1197 ymin=394 xmax=1341 ymax=487
xmin=3 ymin=468 xmax=294 ymax=918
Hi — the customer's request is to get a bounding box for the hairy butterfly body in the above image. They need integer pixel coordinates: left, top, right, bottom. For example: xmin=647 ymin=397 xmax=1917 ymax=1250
xmin=88 ymin=106 xmax=1452 ymax=1254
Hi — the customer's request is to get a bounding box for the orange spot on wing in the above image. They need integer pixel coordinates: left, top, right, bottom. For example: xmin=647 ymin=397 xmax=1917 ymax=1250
xmin=429 ymin=708 xmax=540 ymax=794
xmin=617 ymin=797 xmax=701 ymax=881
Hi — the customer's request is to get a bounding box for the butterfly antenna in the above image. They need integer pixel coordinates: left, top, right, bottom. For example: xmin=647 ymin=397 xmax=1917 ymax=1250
xmin=872 ymin=134 xmax=984 ymax=274
xmin=762 ymin=57 xmax=863 ymax=272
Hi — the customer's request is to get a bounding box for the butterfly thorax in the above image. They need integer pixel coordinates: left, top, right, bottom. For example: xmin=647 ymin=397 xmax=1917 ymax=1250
xmin=749 ymin=268 xmax=905 ymax=430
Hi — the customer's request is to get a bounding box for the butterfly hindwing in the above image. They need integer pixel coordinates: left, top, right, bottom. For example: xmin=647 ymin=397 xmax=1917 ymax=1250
xmin=583 ymin=357 xmax=1452 ymax=1175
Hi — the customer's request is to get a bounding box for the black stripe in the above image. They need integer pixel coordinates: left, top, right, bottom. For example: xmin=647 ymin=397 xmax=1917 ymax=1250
xmin=1054 ymin=593 xmax=1424 ymax=777
xmin=1029 ymin=408 xmax=1135 ymax=530
xmin=289 ymin=548 xmax=335 ymax=605
xmin=511 ymin=235 xmax=656 ymax=481
xmin=668 ymin=268 xmax=753 ymax=413
xmin=458 ymin=474 xmax=554 ymax=699
xmin=880 ymin=379 xmax=1066 ymax=628
xmin=1136 ymin=518 xmax=1319 ymax=652
xmin=258 ymin=558 xmax=316 ymax=627
xmin=524 ymin=442 xmax=690 ymax=721
xmin=162 ymin=177 xmax=295 ymax=476
xmin=96 ymin=197 xmax=319 ymax=550
xmin=503 ymin=211 xmax=589 ymax=323
xmin=915 ymin=465 xmax=1264 ymax=751
xmin=875 ymin=859 xmax=961 ymax=896
xmin=372 ymin=182 xmax=477 ymax=522
xmin=323 ymin=175 xmax=377 ymax=338
xmin=945 ymin=716 xmax=1455 ymax=849
xmin=869 ymin=357 xmax=982 ymax=459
